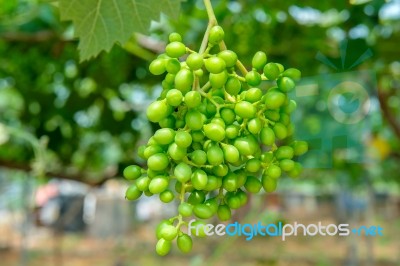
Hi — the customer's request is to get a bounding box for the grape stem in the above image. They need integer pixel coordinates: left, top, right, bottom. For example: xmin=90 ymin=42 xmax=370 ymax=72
xmin=202 ymin=0 xmax=249 ymax=76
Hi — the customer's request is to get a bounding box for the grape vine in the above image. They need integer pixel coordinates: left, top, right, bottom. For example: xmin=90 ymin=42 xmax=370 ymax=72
xmin=124 ymin=0 xmax=308 ymax=256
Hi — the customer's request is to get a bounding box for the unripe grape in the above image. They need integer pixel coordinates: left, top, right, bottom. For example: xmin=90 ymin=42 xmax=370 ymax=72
xmin=280 ymin=159 xmax=295 ymax=172
xmin=288 ymin=162 xmax=303 ymax=178
xmin=291 ymin=140 xmax=308 ymax=156
xmin=159 ymin=116 xmax=176 ymax=128
xmin=149 ymin=58 xmax=166 ymax=75
xmin=264 ymin=110 xmax=280 ymax=121
xmin=185 ymin=110 xmax=204 ymax=130
xmin=245 ymin=70 xmax=262 ymax=86
xmin=226 ymin=194 xmax=241 ymax=209
xmin=247 ymin=118 xmax=262 ymax=135
xmin=125 ymin=184 xmax=142 ymax=200
xmin=186 ymin=53 xmax=204 ymax=70
xmin=188 ymin=190 xmax=206 ymax=205
xmin=282 ymin=68 xmax=301 ymax=81
xmin=193 ymin=204 xmax=213 ymax=219
xmin=245 ymin=88 xmax=263 ymax=103
xmin=218 ymin=50 xmax=238 ymax=68
xmin=159 ymin=189 xmax=174 ymax=203
xmin=234 ymin=101 xmax=256 ymax=119
xmin=207 ymin=144 xmax=224 ymax=166
xmin=263 ymin=62 xmax=280 ymax=80
xmin=217 ymin=204 xmax=231 ymax=221
xmin=168 ymin=32 xmax=182 ymax=42
xmin=185 ymin=91 xmax=202 ymax=108
xmin=267 ymin=165 xmax=282 ymax=179
xmin=136 ymin=176 xmax=151 ymax=191
xmin=225 ymin=125 xmax=239 ymax=139
xmin=264 ymin=91 xmax=286 ymax=109
xmin=203 ymin=123 xmax=225 ymax=142
xmin=166 ymin=41 xmax=186 ymax=58
xmin=225 ymin=76 xmax=241 ymax=95
xmin=234 ymin=135 xmax=260 ymax=156
xmin=245 ymin=158 xmax=261 ymax=173
xmin=191 ymin=169 xmax=208 ymax=190
xmin=156 ymin=238 xmax=172 ymax=256
xmin=165 ymin=58 xmax=181 ymax=74
xmin=154 ymin=128 xmax=175 ymax=145
xmin=209 ymin=25 xmax=225 ymax=45
xmin=123 ymin=165 xmax=142 ymax=180
xmin=222 ymin=144 xmax=240 ymax=163
xmin=212 ymin=164 xmax=229 ymax=177
xmin=262 ymin=175 xmax=277 ymax=192
xmin=149 ymin=176 xmax=169 ymax=194
xmin=191 ymin=150 xmax=207 ymax=166
xmin=222 ymin=172 xmax=238 ymax=192
xmin=204 ymin=175 xmax=220 ymax=191
xmin=273 ymin=123 xmax=288 ymax=140
xmin=166 ymin=89 xmax=183 ymax=106
xmin=147 ymin=100 xmax=172 ymax=123
xmin=143 ymin=145 xmax=164 ymax=159
xmin=210 ymin=71 xmax=228 ymax=88
xmin=175 ymin=69 xmax=194 ymax=94
xmin=168 ymin=142 xmax=187 ymax=160
xmin=277 ymin=77 xmax=295 ymax=92
xmin=148 ymin=153 xmax=169 ymax=171
xmin=179 ymin=202 xmax=193 ymax=217
xmin=244 ymin=176 xmax=262 ymax=193
xmin=252 ymin=51 xmax=267 ymax=70
xmin=174 ymin=162 xmax=192 ymax=183
xmin=175 ymin=131 xmax=192 ymax=148
xmin=275 ymin=146 xmax=294 ymax=160
xmin=191 ymin=130 xmax=205 ymax=142
xmin=282 ymin=100 xmax=297 ymax=114
xmin=177 ymin=234 xmax=193 ymax=253
xmin=205 ymin=57 xmax=226 ymax=74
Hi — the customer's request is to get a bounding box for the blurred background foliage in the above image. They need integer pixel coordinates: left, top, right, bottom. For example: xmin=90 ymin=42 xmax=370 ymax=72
xmin=0 ymin=0 xmax=399 ymax=190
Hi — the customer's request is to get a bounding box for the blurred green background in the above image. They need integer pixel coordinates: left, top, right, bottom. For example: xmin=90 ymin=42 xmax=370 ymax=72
xmin=0 ymin=0 xmax=399 ymax=265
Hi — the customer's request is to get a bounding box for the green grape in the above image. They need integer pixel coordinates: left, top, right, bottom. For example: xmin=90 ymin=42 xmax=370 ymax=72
xmin=156 ymin=238 xmax=172 ymax=256
xmin=225 ymin=125 xmax=239 ymax=139
xmin=225 ymin=76 xmax=241 ymax=95
xmin=187 ymin=190 xmax=206 ymax=205
xmin=191 ymin=150 xmax=207 ymax=165
xmin=264 ymin=110 xmax=280 ymax=121
xmin=210 ymin=117 xmax=226 ymax=128
xmin=275 ymin=146 xmax=294 ymax=160
xmin=288 ymin=162 xmax=303 ymax=178
xmin=279 ymin=113 xmax=290 ymax=126
xmin=218 ymin=50 xmax=238 ymax=68
xmin=149 ymin=176 xmax=169 ymax=194
xmin=267 ymin=165 xmax=282 ymax=179
xmin=185 ymin=110 xmax=204 ymax=130
xmin=235 ymin=169 xmax=248 ymax=187
xmin=282 ymin=100 xmax=297 ymax=114
xmin=207 ymin=144 xmax=224 ymax=165
xmin=156 ymin=220 xmax=172 ymax=239
xmin=291 ymin=140 xmax=308 ymax=156
xmin=144 ymin=145 xmax=164 ymax=159
xmin=234 ymin=135 xmax=260 ymax=156
xmin=222 ymin=144 xmax=240 ymax=163
xmin=276 ymin=63 xmax=285 ymax=73
xmin=205 ymin=197 xmax=218 ymax=214
xmin=263 ymin=62 xmax=280 ymax=80
xmin=166 ymin=41 xmax=186 ymax=58
xmin=280 ymin=159 xmax=295 ymax=172
xmin=125 ymin=184 xmax=142 ymax=200
xmin=148 ymin=153 xmax=169 ymax=171
xmin=236 ymin=189 xmax=248 ymax=206
xmin=149 ymin=58 xmax=166 ymax=75
xmin=273 ymin=123 xmax=288 ymax=140
xmin=191 ymin=169 xmax=208 ymax=190
xmin=205 ymin=57 xmax=226 ymax=74
xmin=166 ymin=89 xmax=183 ymax=107
xmin=186 ymin=53 xmax=204 ymax=70
xmin=260 ymin=127 xmax=275 ymax=146
xmin=147 ymin=100 xmax=172 ymax=123
xmin=277 ymin=77 xmax=295 ymax=92
xmin=244 ymin=176 xmax=262 ymax=193
xmin=168 ymin=143 xmax=187 ymax=161
xmin=210 ymin=71 xmax=228 ymax=89
xmin=123 ymin=165 xmax=142 ymax=180
xmin=252 ymin=51 xmax=267 ymax=70
xmin=193 ymin=204 xmax=213 ymax=219
xmin=245 ymin=158 xmax=261 ymax=173
xmin=179 ymin=202 xmax=193 ymax=217
xmin=160 ymin=190 xmax=175 ymax=203
xmin=159 ymin=116 xmax=176 ymax=128
xmin=136 ymin=176 xmax=151 ymax=191
xmin=208 ymin=25 xmax=225 ymax=45
xmin=264 ymin=91 xmax=286 ymax=109
xmin=204 ymin=175 xmax=220 ymax=191
xmin=203 ymin=123 xmax=225 ymax=142
xmin=191 ymin=130 xmax=205 ymax=142
xmin=154 ymin=128 xmax=175 ymax=145
xmin=245 ymin=88 xmax=263 ymax=103
xmin=169 ymin=32 xmax=182 ymax=42
xmin=220 ymin=108 xmax=235 ymax=125
xmin=222 ymin=172 xmax=238 ymax=192
xmin=217 ymin=204 xmax=231 ymax=221
xmin=234 ymin=101 xmax=256 ymax=119
xmin=165 ymin=58 xmax=181 ymax=74
xmin=282 ymin=68 xmax=301 ymax=80
xmin=212 ymin=164 xmax=229 ymax=177
xmin=175 ymin=131 xmax=192 ymax=148
xmin=245 ymin=70 xmax=261 ymax=86
xmin=174 ymin=162 xmax=192 ymax=183
xmin=177 ymin=234 xmax=193 ymax=253
xmin=262 ymin=175 xmax=277 ymax=192
xmin=160 ymin=224 xmax=178 ymax=241
xmin=226 ymin=194 xmax=241 ymax=209
xmin=185 ymin=91 xmax=202 ymax=108
xmin=175 ymin=69 xmax=194 ymax=93
xmin=247 ymin=118 xmax=262 ymax=134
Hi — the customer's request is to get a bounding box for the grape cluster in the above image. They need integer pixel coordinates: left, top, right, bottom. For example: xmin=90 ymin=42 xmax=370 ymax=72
xmin=124 ymin=25 xmax=308 ymax=255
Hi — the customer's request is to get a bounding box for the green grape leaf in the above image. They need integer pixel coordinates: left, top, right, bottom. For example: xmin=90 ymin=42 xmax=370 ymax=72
xmin=59 ymin=0 xmax=184 ymax=61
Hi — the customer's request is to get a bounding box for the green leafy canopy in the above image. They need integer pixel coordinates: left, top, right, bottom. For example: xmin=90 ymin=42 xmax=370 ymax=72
xmin=59 ymin=0 xmax=184 ymax=61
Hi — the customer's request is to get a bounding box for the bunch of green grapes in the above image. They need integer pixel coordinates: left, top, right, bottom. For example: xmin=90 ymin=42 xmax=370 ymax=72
xmin=123 ymin=25 xmax=308 ymax=255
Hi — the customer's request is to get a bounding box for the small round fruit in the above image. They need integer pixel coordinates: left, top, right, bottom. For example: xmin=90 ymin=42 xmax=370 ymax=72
xmin=165 ymin=41 xmax=186 ymax=58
